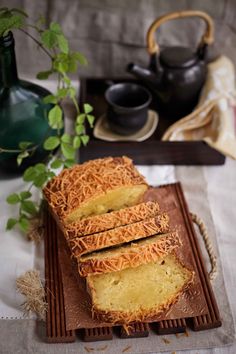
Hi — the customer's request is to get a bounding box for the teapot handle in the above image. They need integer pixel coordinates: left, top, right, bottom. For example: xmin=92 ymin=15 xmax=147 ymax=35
xmin=147 ymin=10 xmax=214 ymax=55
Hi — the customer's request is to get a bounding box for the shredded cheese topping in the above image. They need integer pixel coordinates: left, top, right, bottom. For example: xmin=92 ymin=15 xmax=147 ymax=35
xmin=78 ymin=232 xmax=182 ymax=277
xmin=43 ymin=156 xmax=147 ymax=220
xmin=65 ymin=201 xmax=160 ymax=239
xmin=69 ymin=213 xmax=169 ymax=257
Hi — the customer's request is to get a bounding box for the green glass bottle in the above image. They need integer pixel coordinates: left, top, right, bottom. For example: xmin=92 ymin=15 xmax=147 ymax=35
xmin=0 ymin=31 xmax=55 ymax=174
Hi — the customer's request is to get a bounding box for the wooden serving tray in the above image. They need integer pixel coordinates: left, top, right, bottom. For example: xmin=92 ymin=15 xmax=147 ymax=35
xmin=79 ymin=78 xmax=225 ymax=165
xmin=44 ymin=183 xmax=222 ymax=343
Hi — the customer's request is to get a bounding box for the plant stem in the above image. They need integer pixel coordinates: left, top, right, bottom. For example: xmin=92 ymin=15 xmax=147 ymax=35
xmin=18 ymin=28 xmax=53 ymax=59
xmin=0 ymin=145 xmax=38 ymax=154
xmin=26 ymin=23 xmax=43 ymax=34
xmin=0 ymin=147 xmax=34 ymax=153
xmin=0 ymin=147 xmax=21 ymax=153
xmin=72 ymin=96 xmax=80 ymax=114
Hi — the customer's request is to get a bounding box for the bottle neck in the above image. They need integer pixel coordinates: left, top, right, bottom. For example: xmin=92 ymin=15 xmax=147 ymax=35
xmin=0 ymin=31 xmax=19 ymax=87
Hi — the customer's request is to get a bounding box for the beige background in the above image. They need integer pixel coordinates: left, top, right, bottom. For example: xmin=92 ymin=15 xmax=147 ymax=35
xmin=4 ymin=0 xmax=236 ymax=78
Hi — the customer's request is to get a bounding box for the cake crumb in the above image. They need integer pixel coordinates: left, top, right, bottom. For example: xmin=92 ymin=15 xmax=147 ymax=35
xmin=122 ymin=345 xmax=132 ymax=352
xmin=97 ymin=345 xmax=108 ymax=351
xmin=162 ymin=338 xmax=170 ymax=344
xmin=123 ymin=324 xmax=133 ymax=335
xmin=184 ymin=330 xmax=189 ymax=337
xmin=84 ymin=346 xmax=94 ymax=352
xmin=171 ymin=351 xmax=177 ymax=354
xmin=175 ymin=333 xmax=180 ymax=338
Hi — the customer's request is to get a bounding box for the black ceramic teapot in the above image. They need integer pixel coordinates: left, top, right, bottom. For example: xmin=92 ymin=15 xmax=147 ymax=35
xmin=127 ymin=10 xmax=214 ymax=119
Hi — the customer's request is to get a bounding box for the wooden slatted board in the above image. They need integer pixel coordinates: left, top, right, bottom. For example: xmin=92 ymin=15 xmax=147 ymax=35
xmin=44 ymin=182 xmax=221 ymax=343
xmin=44 ymin=211 xmax=76 ymax=343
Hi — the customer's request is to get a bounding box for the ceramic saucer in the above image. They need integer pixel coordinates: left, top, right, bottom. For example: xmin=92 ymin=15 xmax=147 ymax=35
xmin=93 ymin=110 xmax=159 ymax=142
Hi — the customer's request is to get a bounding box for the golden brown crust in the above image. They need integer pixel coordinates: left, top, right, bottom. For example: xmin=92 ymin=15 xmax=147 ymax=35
xmin=69 ymin=213 xmax=169 ymax=257
xmin=43 ymin=156 xmax=147 ymax=223
xmin=78 ymin=231 xmax=182 ymax=277
xmin=63 ymin=201 xmax=160 ymax=240
xmin=87 ymin=254 xmax=194 ymax=324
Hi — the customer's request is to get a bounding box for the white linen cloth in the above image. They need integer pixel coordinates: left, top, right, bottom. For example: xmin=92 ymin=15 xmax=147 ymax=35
xmin=162 ymin=56 xmax=236 ymax=160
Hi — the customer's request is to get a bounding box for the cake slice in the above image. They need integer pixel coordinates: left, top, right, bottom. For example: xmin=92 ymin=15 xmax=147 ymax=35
xmin=63 ymin=201 xmax=160 ymax=240
xmin=78 ymin=231 xmax=181 ymax=277
xmin=43 ymin=156 xmax=148 ymax=224
xmin=69 ymin=213 xmax=169 ymax=257
xmin=87 ymin=253 xmax=194 ymax=324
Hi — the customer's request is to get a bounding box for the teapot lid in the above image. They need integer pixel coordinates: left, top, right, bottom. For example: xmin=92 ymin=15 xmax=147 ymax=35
xmin=160 ymin=46 xmax=197 ymax=68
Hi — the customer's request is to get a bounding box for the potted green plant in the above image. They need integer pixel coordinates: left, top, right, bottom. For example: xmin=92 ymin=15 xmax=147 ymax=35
xmin=0 ymin=7 xmax=95 ymax=235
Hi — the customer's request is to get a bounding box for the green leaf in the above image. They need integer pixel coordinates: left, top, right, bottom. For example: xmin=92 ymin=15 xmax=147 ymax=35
xmin=68 ymin=87 xmax=76 ymax=98
xmin=61 ymin=133 xmax=71 ymax=143
xmin=87 ymin=114 xmax=95 ymax=128
xmin=76 ymin=113 xmax=86 ymax=124
xmin=53 ymin=53 xmax=69 ymax=73
xmin=50 ymin=159 xmax=63 ymax=169
xmin=6 ymin=193 xmax=20 ymax=204
xmin=56 ymin=88 xmax=68 ymax=99
xmin=53 ymin=52 xmax=81 ymax=73
xmin=54 ymin=61 xmax=68 ymax=73
xmin=48 ymin=171 xmax=56 ymax=179
xmin=6 ymin=218 xmax=18 ymax=230
xmin=34 ymin=163 xmax=46 ymax=173
xmin=21 ymin=200 xmax=37 ymax=215
xmin=72 ymin=51 xmax=88 ymax=66
xmin=23 ymin=166 xmax=37 ymax=182
xmin=0 ymin=15 xmax=24 ymax=37
xmin=49 ymin=22 xmax=61 ymax=34
xmin=23 ymin=164 xmax=47 ymax=186
xmin=63 ymin=159 xmax=75 ymax=168
xmin=20 ymin=191 xmax=32 ymax=200
xmin=61 ymin=142 xmax=76 ymax=160
xmin=19 ymin=217 xmax=30 ymax=233
xmin=48 ymin=105 xmax=63 ymax=129
xmin=33 ymin=174 xmax=48 ymax=188
xmin=43 ymin=95 xmax=58 ymax=104
xmin=19 ymin=141 xmax=32 ymax=150
xmin=17 ymin=150 xmax=29 ymax=166
xmin=81 ymin=135 xmax=89 ymax=146
xmin=67 ymin=58 xmax=78 ymax=73
xmin=75 ymin=124 xmax=84 ymax=135
xmin=57 ymin=34 xmax=69 ymax=54
xmin=62 ymin=75 xmax=71 ymax=85
xmin=41 ymin=29 xmax=57 ymax=49
xmin=36 ymin=70 xmax=53 ymax=80
xmin=84 ymin=103 xmax=93 ymax=114
xmin=43 ymin=136 xmax=60 ymax=150
xmin=73 ymin=136 xmax=81 ymax=149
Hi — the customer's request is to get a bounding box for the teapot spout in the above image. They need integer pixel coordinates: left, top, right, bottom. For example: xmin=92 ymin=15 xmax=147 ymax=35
xmin=127 ymin=63 xmax=161 ymax=90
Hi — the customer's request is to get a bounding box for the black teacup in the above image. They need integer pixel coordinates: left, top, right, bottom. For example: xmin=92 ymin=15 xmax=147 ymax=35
xmin=105 ymin=83 xmax=152 ymax=135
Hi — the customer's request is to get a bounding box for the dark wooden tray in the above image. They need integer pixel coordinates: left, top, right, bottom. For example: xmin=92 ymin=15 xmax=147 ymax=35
xmin=44 ymin=183 xmax=222 ymax=343
xmin=79 ymin=78 xmax=225 ymax=165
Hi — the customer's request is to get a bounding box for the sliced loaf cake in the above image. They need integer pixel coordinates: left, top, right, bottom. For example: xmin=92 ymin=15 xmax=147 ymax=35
xmin=43 ymin=156 xmax=148 ymax=224
xmin=69 ymin=213 xmax=169 ymax=257
xmin=63 ymin=201 xmax=160 ymax=240
xmin=78 ymin=231 xmax=181 ymax=277
xmin=87 ymin=253 xmax=194 ymax=324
